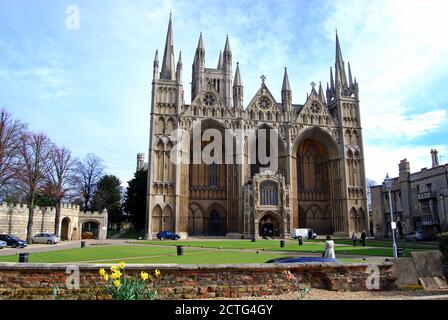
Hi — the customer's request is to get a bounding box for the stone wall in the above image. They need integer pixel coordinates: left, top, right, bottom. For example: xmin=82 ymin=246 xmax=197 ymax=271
xmin=0 ymin=202 xmax=108 ymax=241
xmin=0 ymin=263 xmax=396 ymax=300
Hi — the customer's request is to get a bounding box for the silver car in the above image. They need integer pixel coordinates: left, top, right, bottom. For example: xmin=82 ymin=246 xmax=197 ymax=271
xmin=0 ymin=240 xmax=6 ymax=249
xmin=32 ymin=233 xmax=60 ymax=244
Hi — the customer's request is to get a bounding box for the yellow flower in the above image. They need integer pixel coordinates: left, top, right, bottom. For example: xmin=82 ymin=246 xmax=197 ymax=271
xmin=140 ymin=271 xmax=149 ymax=281
xmin=103 ymin=274 xmax=109 ymax=281
xmin=118 ymin=261 xmax=126 ymax=270
xmin=110 ymin=265 xmax=119 ymax=273
xmin=99 ymin=268 xmax=106 ymax=277
xmin=113 ymin=280 xmax=121 ymax=288
xmin=111 ymin=270 xmax=122 ymax=280
xmin=154 ymin=269 xmax=161 ymax=277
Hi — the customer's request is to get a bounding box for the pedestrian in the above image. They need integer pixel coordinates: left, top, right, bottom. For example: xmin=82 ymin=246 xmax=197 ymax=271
xmin=351 ymin=232 xmax=357 ymax=247
xmin=361 ymin=230 xmax=367 ymax=247
xmin=324 ymin=235 xmax=336 ymax=259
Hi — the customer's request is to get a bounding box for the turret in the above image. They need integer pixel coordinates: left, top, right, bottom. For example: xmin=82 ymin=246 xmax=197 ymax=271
xmin=153 ymin=50 xmax=159 ymax=81
xmin=233 ymin=62 xmax=243 ymax=109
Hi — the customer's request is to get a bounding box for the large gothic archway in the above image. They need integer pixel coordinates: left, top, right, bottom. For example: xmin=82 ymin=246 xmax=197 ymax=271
xmin=259 ymin=213 xmax=281 ymax=237
xmin=291 ymin=127 xmax=342 ymax=234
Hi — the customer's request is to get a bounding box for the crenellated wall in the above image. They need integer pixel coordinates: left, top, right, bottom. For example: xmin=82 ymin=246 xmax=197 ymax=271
xmin=0 ymin=202 xmax=108 ymax=241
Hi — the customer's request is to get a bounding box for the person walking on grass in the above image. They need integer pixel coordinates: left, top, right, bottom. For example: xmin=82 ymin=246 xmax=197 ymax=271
xmin=352 ymin=232 xmax=357 ymax=247
xmin=324 ymin=235 xmax=336 ymax=259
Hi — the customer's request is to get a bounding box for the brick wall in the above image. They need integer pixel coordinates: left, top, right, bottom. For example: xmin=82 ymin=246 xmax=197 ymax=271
xmin=0 ymin=263 xmax=397 ymax=300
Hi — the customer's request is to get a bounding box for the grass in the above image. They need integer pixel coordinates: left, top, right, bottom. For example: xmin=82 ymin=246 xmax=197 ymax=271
xmin=306 ymin=238 xmax=438 ymax=250
xmin=107 ymin=230 xmax=143 ymax=240
xmin=133 ymin=239 xmax=434 ymax=257
xmin=0 ymin=245 xmax=290 ymax=264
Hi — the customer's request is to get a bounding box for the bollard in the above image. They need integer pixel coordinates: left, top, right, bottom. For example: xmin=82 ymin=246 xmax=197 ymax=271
xmin=177 ymin=245 xmax=184 ymax=256
xmin=251 ymin=236 xmax=256 ymax=242
xmin=298 ymin=236 xmax=303 ymax=246
xmin=397 ymin=248 xmax=404 ymax=258
xmin=19 ymin=253 xmax=29 ymax=263
xmin=280 ymin=240 xmax=285 ymax=248
xmin=81 ymin=241 xmax=86 ymax=248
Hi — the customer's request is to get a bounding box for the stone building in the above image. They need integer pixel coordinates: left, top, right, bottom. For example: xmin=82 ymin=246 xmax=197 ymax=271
xmin=0 ymin=203 xmax=108 ymax=241
xmin=371 ymin=149 xmax=448 ymax=238
xmin=144 ymin=16 xmax=368 ymax=239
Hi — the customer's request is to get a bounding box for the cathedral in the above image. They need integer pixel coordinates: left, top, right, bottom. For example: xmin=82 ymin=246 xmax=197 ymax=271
xmin=144 ymin=16 xmax=368 ymax=239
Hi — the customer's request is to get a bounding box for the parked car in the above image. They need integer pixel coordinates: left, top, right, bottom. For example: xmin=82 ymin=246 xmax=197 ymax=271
xmin=0 ymin=240 xmax=6 ymax=249
xmin=32 ymin=233 xmax=60 ymax=244
xmin=0 ymin=234 xmax=28 ymax=248
xmin=157 ymin=231 xmax=181 ymax=240
xmin=405 ymin=231 xmax=426 ymax=241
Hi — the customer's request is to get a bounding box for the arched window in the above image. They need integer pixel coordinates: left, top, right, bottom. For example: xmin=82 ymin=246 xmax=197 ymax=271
xmin=260 ymin=181 xmax=278 ymax=206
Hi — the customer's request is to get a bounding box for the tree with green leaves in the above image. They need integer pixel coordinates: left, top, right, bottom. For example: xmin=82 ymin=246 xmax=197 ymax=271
xmin=123 ymin=169 xmax=147 ymax=232
xmin=92 ymin=175 xmax=122 ymax=223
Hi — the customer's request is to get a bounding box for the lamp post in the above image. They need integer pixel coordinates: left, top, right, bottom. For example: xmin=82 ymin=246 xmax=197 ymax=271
xmin=384 ymin=173 xmax=398 ymax=258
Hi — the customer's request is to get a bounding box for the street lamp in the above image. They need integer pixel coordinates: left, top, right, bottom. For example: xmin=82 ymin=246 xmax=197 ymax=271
xmin=384 ymin=173 xmax=398 ymax=258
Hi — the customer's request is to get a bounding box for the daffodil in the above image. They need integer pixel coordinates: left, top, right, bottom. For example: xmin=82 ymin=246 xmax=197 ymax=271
xmin=154 ymin=269 xmax=161 ymax=277
xmin=111 ymin=270 xmax=122 ymax=280
xmin=99 ymin=268 xmax=106 ymax=277
xmin=110 ymin=265 xmax=119 ymax=273
xmin=118 ymin=261 xmax=126 ymax=270
xmin=140 ymin=271 xmax=149 ymax=281
xmin=103 ymin=274 xmax=109 ymax=281
xmin=113 ymin=280 xmax=121 ymax=288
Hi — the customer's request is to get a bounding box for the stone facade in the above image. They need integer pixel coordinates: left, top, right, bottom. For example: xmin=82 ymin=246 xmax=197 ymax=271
xmin=371 ymin=150 xmax=448 ymax=238
xmin=0 ymin=203 xmax=108 ymax=241
xmin=0 ymin=263 xmax=396 ymax=300
xmin=145 ymin=16 xmax=368 ymax=239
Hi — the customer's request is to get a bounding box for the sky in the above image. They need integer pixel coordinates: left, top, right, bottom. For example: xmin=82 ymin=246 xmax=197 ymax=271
xmin=0 ymin=0 xmax=447 ymax=186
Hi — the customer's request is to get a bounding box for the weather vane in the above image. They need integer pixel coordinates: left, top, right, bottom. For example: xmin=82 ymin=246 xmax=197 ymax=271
xmin=261 ymin=75 xmax=266 ymax=84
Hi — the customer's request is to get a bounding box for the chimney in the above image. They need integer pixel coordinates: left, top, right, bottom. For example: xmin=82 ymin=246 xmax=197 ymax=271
xmin=431 ymin=149 xmax=440 ymax=168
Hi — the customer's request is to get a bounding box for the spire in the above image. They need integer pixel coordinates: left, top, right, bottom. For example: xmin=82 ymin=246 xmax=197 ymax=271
xmin=153 ymin=49 xmax=159 ymax=81
xmin=233 ymin=62 xmax=243 ymax=109
xmin=193 ymin=32 xmax=205 ymax=70
xmin=348 ymin=61 xmax=353 ymax=87
xmin=233 ymin=62 xmax=242 ymax=87
xmin=282 ymin=67 xmax=291 ymax=92
xmin=224 ymin=34 xmax=231 ymax=53
xmin=223 ymin=35 xmax=232 ymax=69
xmin=218 ymin=50 xmax=223 ymax=69
xmin=176 ymin=51 xmax=183 ymax=84
xmin=330 ymin=67 xmax=335 ymax=90
xmin=160 ymin=14 xmax=176 ymax=80
xmin=318 ymin=82 xmax=326 ymax=104
xmin=335 ymin=31 xmax=348 ymax=89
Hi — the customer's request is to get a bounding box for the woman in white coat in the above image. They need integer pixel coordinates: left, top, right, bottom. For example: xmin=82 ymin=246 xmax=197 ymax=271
xmin=324 ymin=235 xmax=336 ymax=259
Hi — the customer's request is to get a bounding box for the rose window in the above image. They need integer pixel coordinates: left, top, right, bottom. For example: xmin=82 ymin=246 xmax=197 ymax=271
xmin=258 ymin=97 xmax=271 ymax=109
xmin=203 ymin=94 xmax=216 ymax=106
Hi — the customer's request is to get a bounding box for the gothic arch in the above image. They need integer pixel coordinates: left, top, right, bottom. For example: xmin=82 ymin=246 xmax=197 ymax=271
xmin=152 ymin=205 xmax=163 ymax=233
xmin=188 ymin=203 xmax=204 ymax=235
xmin=162 ymin=205 xmax=174 ymax=232
xmin=204 ymin=203 xmax=227 ymax=236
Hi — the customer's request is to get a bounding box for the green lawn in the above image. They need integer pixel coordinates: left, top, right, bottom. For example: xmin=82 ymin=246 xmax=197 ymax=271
xmin=306 ymin=238 xmax=438 ymax=250
xmin=134 ymin=239 xmax=437 ymax=257
xmin=0 ymin=245 xmax=290 ymax=264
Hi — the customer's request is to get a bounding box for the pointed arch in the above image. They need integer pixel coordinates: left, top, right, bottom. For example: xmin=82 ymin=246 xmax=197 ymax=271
xmin=162 ymin=205 xmax=174 ymax=231
xmin=151 ymin=205 xmax=163 ymax=233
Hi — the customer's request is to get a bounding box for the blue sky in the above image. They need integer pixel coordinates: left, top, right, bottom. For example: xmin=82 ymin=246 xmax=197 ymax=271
xmin=1 ymin=0 xmax=447 ymax=185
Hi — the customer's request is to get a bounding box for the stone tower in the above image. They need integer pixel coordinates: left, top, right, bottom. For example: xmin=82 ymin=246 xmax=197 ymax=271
xmin=144 ymin=17 xmax=368 ymax=239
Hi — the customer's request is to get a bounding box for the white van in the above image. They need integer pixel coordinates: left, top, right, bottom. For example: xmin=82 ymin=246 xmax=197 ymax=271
xmin=292 ymin=228 xmax=317 ymax=239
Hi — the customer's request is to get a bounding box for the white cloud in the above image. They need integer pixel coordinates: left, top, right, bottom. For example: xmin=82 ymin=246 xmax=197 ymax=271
xmin=365 ymin=143 xmax=448 ymax=184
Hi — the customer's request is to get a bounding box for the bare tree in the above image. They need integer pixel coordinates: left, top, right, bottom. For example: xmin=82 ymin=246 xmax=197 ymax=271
xmin=0 ymin=110 xmax=25 ymax=193
xmin=76 ymin=153 xmax=104 ymax=213
xmin=16 ymin=132 xmax=52 ymax=243
xmin=46 ymin=144 xmax=78 ymax=236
